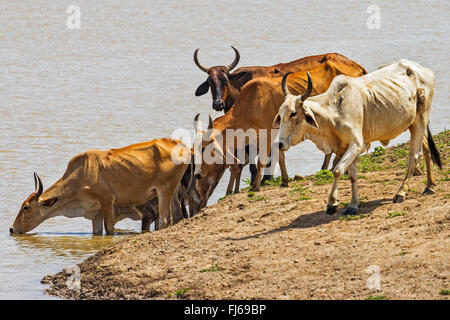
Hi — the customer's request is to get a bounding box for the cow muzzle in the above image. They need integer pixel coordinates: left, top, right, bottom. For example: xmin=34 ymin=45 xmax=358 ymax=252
xmin=212 ymin=100 xmax=225 ymax=111
xmin=278 ymin=141 xmax=290 ymax=151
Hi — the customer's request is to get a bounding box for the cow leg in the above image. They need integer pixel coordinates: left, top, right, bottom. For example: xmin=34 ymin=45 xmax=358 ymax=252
xmin=321 ymin=153 xmax=332 ymax=170
xmin=141 ymin=203 xmax=157 ymax=231
xmin=100 ymin=198 xmax=116 ymax=235
xmin=141 ymin=215 xmax=152 ymax=231
xmin=156 ymin=187 xmax=175 ymax=230
xmin=233 ymin=165 xmax=244 ymax=194
xmin=327 ymin=141 xmax=364 ymax=215
xmin=249 ymin=164 xmax=257 ymax=186
xmin=344 ymin=160 xmax=360 ymax=215
xmin=278 ymin=150 xmax=289 ymax=187
xmin=331 ymin=155 xmax=341 ymax=171
xmin=260 ymin=157 xmax=273 ymax=186
xmin=422 ymin=137 xmax=436 ymax=194
xmin=250 ymin=155 xmax=268 ymax=192
xmin=92 ymin=212 xmax=103 ymax=235
xmin=394 ymin=120 xmax=427 ymax=203
xmin=188 ymin=187 xmax=202 ymax=217
xmin=226 ymin=165 xmax=238 ymax=195
xmin=171 ymin=186 xmax=184 ymax=224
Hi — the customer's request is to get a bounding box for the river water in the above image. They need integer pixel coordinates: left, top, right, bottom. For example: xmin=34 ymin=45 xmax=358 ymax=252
xmin=0 ymin=0 xmax=448 ymax=299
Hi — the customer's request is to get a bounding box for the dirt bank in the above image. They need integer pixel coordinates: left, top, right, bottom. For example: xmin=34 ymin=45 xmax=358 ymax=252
xmin=43 ymin=132 xmax=449 ymax=300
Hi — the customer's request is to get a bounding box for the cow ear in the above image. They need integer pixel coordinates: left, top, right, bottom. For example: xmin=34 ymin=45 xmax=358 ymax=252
xmin=273 ymin=113 xmax=281 ymax=129
xmin=39 ymin=197 xmax=58 ymax=207
xmin=303 ymin=105 xmax=318 ymax=128
xmin=229 ymin=71 xmax=252 ymax=88
xmin=195 ymin=81 xmax=209 ymax=96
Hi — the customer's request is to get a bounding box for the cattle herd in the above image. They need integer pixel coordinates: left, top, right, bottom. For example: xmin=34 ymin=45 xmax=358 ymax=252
xmin=10 ymin=47 xmax=442 ymax=235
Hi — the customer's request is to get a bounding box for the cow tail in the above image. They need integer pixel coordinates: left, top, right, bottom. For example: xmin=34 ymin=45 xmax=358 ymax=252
xmin=427 ymin=124 xmax=442 ymax=170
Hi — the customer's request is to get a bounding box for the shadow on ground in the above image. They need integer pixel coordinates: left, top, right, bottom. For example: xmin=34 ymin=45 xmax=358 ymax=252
xmin=228 ymin=197 xmax=391 ymax=241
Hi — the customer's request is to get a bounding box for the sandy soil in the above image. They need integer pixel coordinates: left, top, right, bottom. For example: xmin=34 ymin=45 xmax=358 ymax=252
xmin=42 ymin=132 xmax=449 ymax=300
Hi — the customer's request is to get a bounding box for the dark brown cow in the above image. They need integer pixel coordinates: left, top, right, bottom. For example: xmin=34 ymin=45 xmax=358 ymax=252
xmin=194 ymin=47 xmax=367 ymax=113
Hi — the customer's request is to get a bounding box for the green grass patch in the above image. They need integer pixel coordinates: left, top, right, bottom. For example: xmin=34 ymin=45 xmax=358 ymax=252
xmin=357 ymin=154 xmax=384 ymax=172
xmin=342 ymin=173 xmax=367 ymax=180
xmin=373 ymin=146 xmax=386 ymax=157
xmin=339 ymin=214 xmax=366 ymax=221
xmin=366 ymin=294 xmax=386 ymax=300
xmin=168 ymin=287 xmax=192 ymax=298
xmin=439 ymin=289 xmax=450 ymax=296
xmin=391 ymin=146 xmax=408 ymax=158
xmin=289 ymin=186 xmax=312 ymax=195
xmin=385 ymin=211 xmax=408 ymax=219
xmin=200 ymin=263 xmax=225 ymax=273
xmin=263 ymin=176 xmax=283 ymax=186
xmin=295 ymin=196 xmax=312 ymax=201
xmin=249 ymin=195 xmax=267 ymax=203
xmin=313 ymin=170 xmax=334 ymax=185
xmin=247 ymin=191 xmax=255 ymax=197
xmin=396 ymin=251 xmax=411 ymax=256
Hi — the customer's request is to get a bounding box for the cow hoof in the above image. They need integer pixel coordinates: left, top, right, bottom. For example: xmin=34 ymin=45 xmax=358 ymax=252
xmin=393 ymin=194 xmax=405 ymax=203
xmin=344 ymin=206 xmax=358 ymax=215
xmin=280 ymin=182 xmax=289 ymax=188
xmin=422 ymin=187 xmax=435 ymax=195
xmin=326 ymin=205 xmax=338 ymax=215
xmin=413 ymin=167 xmax=423 ymax=176
xmin=249 ymin=186 xmax=260 ymax=192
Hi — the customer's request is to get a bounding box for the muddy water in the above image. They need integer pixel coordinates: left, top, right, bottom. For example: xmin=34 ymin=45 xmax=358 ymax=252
xmin=0 ymin=1 xmax=448 ymax=299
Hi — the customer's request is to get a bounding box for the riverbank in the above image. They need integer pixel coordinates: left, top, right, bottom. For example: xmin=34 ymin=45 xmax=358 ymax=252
xmin=43 ymin=131 xmax=449 ymax=300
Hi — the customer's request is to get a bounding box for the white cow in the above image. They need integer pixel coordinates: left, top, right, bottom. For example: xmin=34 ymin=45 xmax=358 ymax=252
xmin=274 ymin=59 xmax=442 ymax=215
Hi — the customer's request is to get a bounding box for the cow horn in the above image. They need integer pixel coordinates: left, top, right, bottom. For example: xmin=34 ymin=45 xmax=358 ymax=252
xmin=300 ymin=72 xmax=313 ymax=102
xmin=34 ymin=172 xmax=43 ymax=198
xmin=194 ymin=113 xmax=200 ymax=133
xmin=193 ymin=49 xmax=209 ymax=73
xmin=208 ymin=114 xmax=213 ymax=130
xmin=203 ymin=114 xmax=214 ymax=141
xmin=225 ymin=46 xmax=240 ymax=72
xmin=281 ymin=72 xmax=293 ymax=96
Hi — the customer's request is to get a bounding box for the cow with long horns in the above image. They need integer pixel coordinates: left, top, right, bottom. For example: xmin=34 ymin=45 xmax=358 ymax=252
xmin=274 ymin=59 xmax=441 ymax=215
xmin=194 ymin=47 xmax=367 ymax=113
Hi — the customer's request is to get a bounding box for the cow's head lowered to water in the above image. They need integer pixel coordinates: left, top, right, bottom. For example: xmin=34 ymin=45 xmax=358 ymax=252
xmin=10 ymin=173 xmax=58 ymax=234
xmin=273 ymin=71 xmax=315 ymax=151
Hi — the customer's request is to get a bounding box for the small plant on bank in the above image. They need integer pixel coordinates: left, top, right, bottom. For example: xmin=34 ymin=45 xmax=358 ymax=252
xmin=339 ymin=214 xmax=366 ymax=221
xmin=263 ymin=176 xmax=283 ymax=186
xmin=385 ymin=211 xmax=408 ymax=219
xmin=357 ymin=154 xmax=383 ymax=172
xmin=439 ymin=289 xmax=450 ymax=296
xmin=249 ymin=195 xmax=267 ymax=203
xmin=200 ymin=263 xmax=225 ymax=273
xmin=168 ymin=287 xmax=192 ymax=298
xmin=313 ymin=170 xmax=334 ymax=185
xmin=373 ymin=146 xmax=386 ymax=156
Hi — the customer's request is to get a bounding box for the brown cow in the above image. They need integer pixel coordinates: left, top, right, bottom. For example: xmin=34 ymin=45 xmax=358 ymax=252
xmin=194 ymin=59 xmax=367 ymax=197
xmin=194 ymin=47 xmax=367 ymax=113
xmin=195 ymin=49 xmax=368 ymax=193
xmin=10 ymin=138 xmax=192 ymax=235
